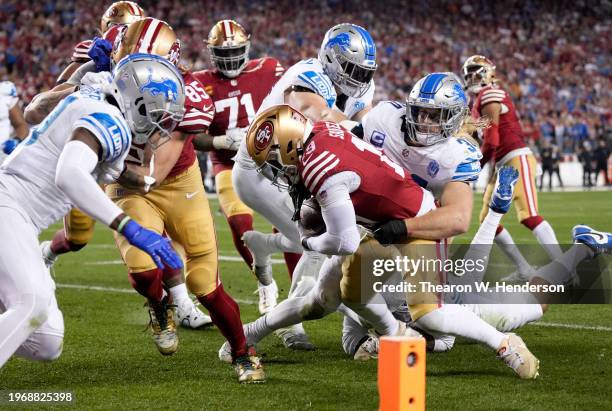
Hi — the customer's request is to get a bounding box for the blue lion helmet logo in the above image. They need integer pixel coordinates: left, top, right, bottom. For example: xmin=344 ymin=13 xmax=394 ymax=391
xmin=452 ymin=83 xmax=467 ymax=104
xmin=139 ymin=68 xmax=179 ymax=102
xmin=326 ymin=33 xmax=352 ymax=52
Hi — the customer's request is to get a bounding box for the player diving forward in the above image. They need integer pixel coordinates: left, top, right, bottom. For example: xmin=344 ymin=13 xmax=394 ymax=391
xmin=237 ymin=104 xmax=541 ymax=379
xmin=0 ymin=56 xmax=183 ymax=368
xmin=232 ymin=23 xmax=377 ymax=348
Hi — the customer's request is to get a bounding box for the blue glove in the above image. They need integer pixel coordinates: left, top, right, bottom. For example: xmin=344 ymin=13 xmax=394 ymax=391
xmin=120 ymin=219 xmax=183 ymax=270
xmin=2 ymin=138 xmax=20 ymax=155
xmin=87 ymin=37 xmax=113 ymax=73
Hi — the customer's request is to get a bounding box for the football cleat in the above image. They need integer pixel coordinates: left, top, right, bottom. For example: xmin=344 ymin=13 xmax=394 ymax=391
xmin=497 ymin=333 xmax=539 ymax=379
xmin=489 ymin=166 xmax=519 ymax=214
xmin=218 ymin=340 xmax=232 ymax=364
xmin=40 ymin=241 xmax=58 ymax=269
xmin=573 ymin=225 xmax=612 ymax=257
xmin=275 ymin=324 xmax=316 ymax=351
xmin=242 ymin=231 xmax=274 ymax=267
xmin=354 ymin=335 xmax=379 ymax=361
xmin=147 ymin=296 xmax=178 ymax=356
xmin=176 ymin=299 xmax=213 ymax=329
xmin=255 ymin=280 xmax=278 ymax=315
xmin=234 ymin=350 xmax=266 ymax=384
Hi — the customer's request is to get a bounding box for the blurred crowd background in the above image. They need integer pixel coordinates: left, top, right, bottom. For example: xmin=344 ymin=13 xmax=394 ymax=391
xmin=1 ymin=0 xmax=610 ymax=185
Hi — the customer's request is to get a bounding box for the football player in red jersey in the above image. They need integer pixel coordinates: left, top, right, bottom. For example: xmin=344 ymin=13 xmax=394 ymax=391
xmin=235 ymin=105 xmax=540 ymax=380
xmin=463 ymin=55 xmax=562 ymax=281
xmin=192 ymin=20 xmax=294 ymax=314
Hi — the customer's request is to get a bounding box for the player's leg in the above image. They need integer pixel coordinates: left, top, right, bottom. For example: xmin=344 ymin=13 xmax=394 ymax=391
xmin=400 ymin=239 xmax=540 ymax=379
xmin=512 ymin=154 xmax=563 ymax=261
xmin=15 ymin=292 xmax=64 ymax=362
xmin=0 ymin=206 xmax=55 ymax=368
xmin=215 ymin=169 xmax=255 ymax=269
xmin=480 ymin=168 xmax=535 ymax=279
xmin=162 ymin=163 xmax=264 ymax=383
xmin=41 ymin=208 xmax=96 ymax=267
xmin=106 ymin=185 xmax=178 ymax=355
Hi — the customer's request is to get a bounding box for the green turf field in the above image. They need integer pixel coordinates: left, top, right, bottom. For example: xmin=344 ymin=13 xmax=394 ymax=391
xmin=1 ymin=190 xmax=611 ymax=410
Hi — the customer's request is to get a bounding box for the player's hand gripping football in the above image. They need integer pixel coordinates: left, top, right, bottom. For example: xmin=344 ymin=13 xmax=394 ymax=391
xmin=119 ymin=218 xmax=183 ymax=270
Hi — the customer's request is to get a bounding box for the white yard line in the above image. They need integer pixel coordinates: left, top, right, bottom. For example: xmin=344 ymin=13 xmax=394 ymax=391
xmin=56 ymin=282 xmax=612 ymax=331
xmin=56 ymin=283 xmax=257 ymax=305
xmin=84 ymin=255 xmax=285 ymax=265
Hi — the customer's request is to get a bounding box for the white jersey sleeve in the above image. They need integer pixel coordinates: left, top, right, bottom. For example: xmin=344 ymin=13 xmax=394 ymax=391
xmin=0 ymin=88 xmax=131 ymax=232
xmin=0 ymin=81 xmax=19 ymax=144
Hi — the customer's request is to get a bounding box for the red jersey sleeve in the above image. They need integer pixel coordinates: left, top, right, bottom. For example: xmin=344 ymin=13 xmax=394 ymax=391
xmin=72 ymin=40 xmax=92 ymax=62
xmin=300 ymin=123 xmax=345 ymax=195
xmin=177 ymin=72 xmax=215 ymax=134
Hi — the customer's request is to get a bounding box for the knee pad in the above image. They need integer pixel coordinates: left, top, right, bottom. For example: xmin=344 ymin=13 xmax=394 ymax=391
xmin=185 ymin=251 xmax=219 ymax=297
xmin=64 ymin=208 xmax=96 ymax=245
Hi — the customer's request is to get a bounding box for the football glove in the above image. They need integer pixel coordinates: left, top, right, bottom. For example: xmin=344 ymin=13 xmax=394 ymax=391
xmin=212 ymin=127 xmax=247 ymax=151
xmin=373 ymin=220 xmax=408 ymax=246
xmin=80 ymin=71 xmax=113 ymax=88
xmin=87 ymin=37 xmax=113 ymax=73
xmin=2 ymin=138 xmax=20 ymax=155
xmin=120 ymin=219 xmax=183 ymax=270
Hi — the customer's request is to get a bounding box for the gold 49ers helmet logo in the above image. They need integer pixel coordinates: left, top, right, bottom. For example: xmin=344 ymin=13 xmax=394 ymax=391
xmin=254 ymin=121 xmax=274 ymax=151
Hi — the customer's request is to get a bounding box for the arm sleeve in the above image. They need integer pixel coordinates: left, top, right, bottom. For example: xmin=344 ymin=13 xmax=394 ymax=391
xmin=55 ymin=140 xmax=124 ymax=226
xmin=303 ymin=172 xmax=361 ymax=255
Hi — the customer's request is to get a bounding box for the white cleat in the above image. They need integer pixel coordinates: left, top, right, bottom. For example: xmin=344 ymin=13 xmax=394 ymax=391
xmin=497 ymin=333 xmax=540 ymax=379
xmin=275 ymin=324 xmax=316 ymax=351
xmin=242 ymin=230 xmax=275 ymax=267
xmin=255 ymin=280 xmax=278 ymax=315
xmin=218 ymin=340 xmax=233 ymax=364
xmin=354 ymin=335 xmax=379 ymax=361
xmin=176 ymin=299 xmax=213 ymax=329
xmin=40 ymin=241 xmax=58 ymax=269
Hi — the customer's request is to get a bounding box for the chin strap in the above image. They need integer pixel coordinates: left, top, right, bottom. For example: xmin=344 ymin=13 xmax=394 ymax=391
xmin=289 ymin=182 xmax=311 ymax=221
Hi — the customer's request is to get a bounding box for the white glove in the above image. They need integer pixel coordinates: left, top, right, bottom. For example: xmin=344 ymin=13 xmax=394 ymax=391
xmin=212 ymin=127 xmax=247 ymax=151
xmin=80 ymin=71 xmax=113 ymax=88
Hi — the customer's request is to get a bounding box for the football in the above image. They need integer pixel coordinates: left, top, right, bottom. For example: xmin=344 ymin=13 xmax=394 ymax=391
xmin=298 ymin=197 xmax=326 ymax=237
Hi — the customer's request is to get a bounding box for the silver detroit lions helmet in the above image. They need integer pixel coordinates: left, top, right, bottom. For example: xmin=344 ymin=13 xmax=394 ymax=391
xmin=318 ymin=23 xmax=377 ymax=98
xmin=106 ymin=53 xmax=186 ymax=145
xmin=405 ymin=72 xmax=468 ymax=146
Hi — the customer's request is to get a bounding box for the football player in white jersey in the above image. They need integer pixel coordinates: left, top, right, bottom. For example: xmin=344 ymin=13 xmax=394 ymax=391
xmin=232 ymin=23 xmax=377 ymax=349
xmin=0 ymin=80 xmax=29 ymax=161
xmin=0 ymin=54 xmax=184 ymax=368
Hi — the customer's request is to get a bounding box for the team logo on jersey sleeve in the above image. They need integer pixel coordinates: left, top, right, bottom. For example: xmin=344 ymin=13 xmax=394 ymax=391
xmin=254 ymin=121 xmax=274 ymax=151
xmin=427 ymin=160 xmax=440 ymax=178
xmin=370 ymin=131 xmax=386 ymax=148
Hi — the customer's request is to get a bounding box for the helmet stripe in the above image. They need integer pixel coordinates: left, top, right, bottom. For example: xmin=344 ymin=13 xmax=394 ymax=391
xmin=126 ymin=2 xmax=136 ymax=14
xmin=419 ymin=73 xmax=446 ymax=98
xmin=138 ymin=19 xmax=161 ymax=53
xmin=135 ymin=18 xmax=152 ymax=53
xmin=352 ymin=25 xmax=376 ymax=62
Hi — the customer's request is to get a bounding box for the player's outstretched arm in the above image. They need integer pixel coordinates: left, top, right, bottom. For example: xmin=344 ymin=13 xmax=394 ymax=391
xmin=286 ymin=90 xmax=347 ymax=123
xmin=374 ymin=181 xmax=473 ymax=244
xmin=55 ymin=127 xmax=182 ymax=270
xmin=24 ymin=84 xmax=76 ymax=125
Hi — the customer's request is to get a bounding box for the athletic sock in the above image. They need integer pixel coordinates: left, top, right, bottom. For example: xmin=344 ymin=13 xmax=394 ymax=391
xmin=495 ymin=227 xmax=534 ymax=276
xmin=531 ymin=220 xmax=563 ymax=260
xmin=128 ymin=269 xmax=164 ymax=302
xmin=227 ymin=214 xmax=254 ymax=268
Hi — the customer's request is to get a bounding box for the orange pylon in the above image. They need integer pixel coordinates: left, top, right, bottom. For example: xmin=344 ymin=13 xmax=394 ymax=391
xmin=378 ymin=336 xmax=426 ymax=411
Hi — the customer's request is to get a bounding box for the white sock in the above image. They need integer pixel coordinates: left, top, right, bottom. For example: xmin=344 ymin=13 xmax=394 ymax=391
xmin=534 ymin=244 xmax=592 ymax=285
xmin=344 ymin=297 xmax=399 ymax=336
xmin=495 ymin=228 xmax=534 ymax=276
xmin=271 ymin=233 xmax=302 ymax=254
xmin=169 ymin=283 xmax=191 ymax=306
xmin=288 ymin=251 xmax=323 ymax=296
xmin=532 ymin=220 xmax=563 ymax=260
xmin=471 ymin=304 xmax=543 ymax=332
xmin=342 ymin=315 xmax=369 ymax=355
xmin=462 ymin=210 xmax=504 ymax=281
xmin=415 ymin=305 xmax=506 ymax=351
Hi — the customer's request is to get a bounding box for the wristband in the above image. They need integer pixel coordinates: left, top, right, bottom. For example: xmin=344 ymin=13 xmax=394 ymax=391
xmin=117 ymin=216 xmax=132 ymax=233
xmin=301 ymin=237 xmax=312 ymax=251
xmin=212 ymin=136 xmax=227 ymax=150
